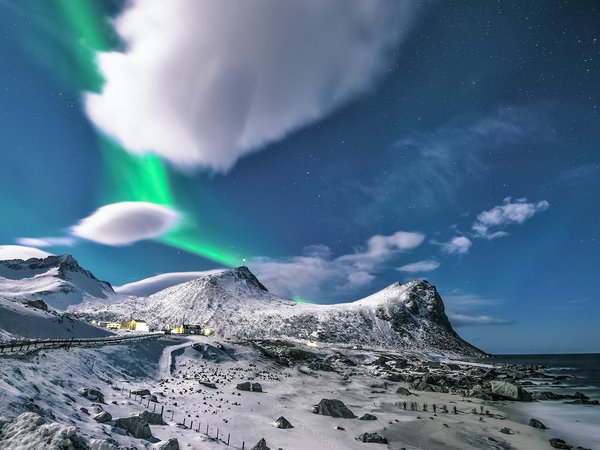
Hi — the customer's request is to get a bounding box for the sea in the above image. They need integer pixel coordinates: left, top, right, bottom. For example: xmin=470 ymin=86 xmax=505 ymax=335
xmin=489 ymin=353 xmax=600 ymax=449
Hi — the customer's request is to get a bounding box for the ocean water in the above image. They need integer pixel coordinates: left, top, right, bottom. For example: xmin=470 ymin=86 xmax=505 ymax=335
xmin=492 ymin=353 xmax=600 ymax=398
xmin=490 ymin=353 xmax=600 ymax=449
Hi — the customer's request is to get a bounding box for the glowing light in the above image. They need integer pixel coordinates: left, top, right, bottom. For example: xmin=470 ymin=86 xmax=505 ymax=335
xmin=306 ymin=341 xmax=318 ymax=347
xmin=292 ymin=295 xmax=309 ymax=304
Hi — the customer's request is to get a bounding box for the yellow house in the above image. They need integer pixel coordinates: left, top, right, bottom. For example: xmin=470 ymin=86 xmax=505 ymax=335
xmin=128 ymin=319 xmax=150 ymax=332
xmin=172 ymin=325 xmax=185 ymax=334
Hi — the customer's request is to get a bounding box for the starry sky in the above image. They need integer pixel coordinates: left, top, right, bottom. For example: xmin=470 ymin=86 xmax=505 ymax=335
xmin=1 ymin=0 xmax=599 ymax=353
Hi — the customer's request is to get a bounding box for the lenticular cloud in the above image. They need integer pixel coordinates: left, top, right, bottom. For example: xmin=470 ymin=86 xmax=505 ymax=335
xmin=71 ymin=202 xmax=180 ymax=246
xmin=86 ymin=0 xmax=418 ymax=172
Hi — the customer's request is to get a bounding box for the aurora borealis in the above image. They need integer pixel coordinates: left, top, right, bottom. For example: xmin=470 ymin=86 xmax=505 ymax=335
xmin=1 ymin=0 xmax=599 ymax=353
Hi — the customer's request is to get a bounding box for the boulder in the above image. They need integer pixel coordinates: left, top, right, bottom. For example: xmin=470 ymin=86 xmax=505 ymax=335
xmin=158 ymin=438 xmax=180 ymax=450
xmin=355 ymin=432 xmax=388 ymax=444
xmin=82 ymin=388 xmax=105 ymax=404
xmin=93 ymin=411 xmax=112 ymax=423
xmin=490 ymin=380 xmax=532 ymax=401
xmin=396 ymin=387 xmax=413 ymax=396
xmin=236 ymin=382 xmax=263 ymax=392
xmin=549 ymin=438 xmax=572 ymax=449
xmin=114 ymin=416 xmax=152 ymax=439
xmin=131 ymin=389 xmax=151 ymax=397
xmin=359 ymin=414 xmax=377 ymax=421
xmin=139 ymin=410 xmax=166 ymax=425
xmin=274 ymin=416 xmax=293 ymax=429
xmin=313 ymin=399 xmax=356 ymax=418
xmin=528 ymin=418 xmax=547 ymax=429
xmin=499 ymin=427 xmax=514 ymax=435
xmin=250 ymin=438 xmax=270 ymax=450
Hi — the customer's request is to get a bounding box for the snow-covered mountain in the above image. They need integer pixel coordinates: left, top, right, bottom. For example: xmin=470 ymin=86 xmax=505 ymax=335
xmin=0 ymin=254 xmax=118 ymax=310
xmin=74 ymin=266 xmax=485 ymax=357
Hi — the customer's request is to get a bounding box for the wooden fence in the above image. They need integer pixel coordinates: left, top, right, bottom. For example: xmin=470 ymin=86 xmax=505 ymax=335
xmin=0 ymin=332 xmax=165 ymax=355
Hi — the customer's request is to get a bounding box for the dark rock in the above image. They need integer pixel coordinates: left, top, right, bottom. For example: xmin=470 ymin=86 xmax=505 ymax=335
xmin=313 ymin=399 xmax=356 ymax=418
xmin=574 ymin=392 xmax=589 ymax=401
xmin=236 ymin=382 xmax=262 ymax=392
xmin=93 ymin=411 xmax=112 ymax=423
xmin=396 ymin=387 xmax=413 ymax=396
xmin=490 ymin=380 xmax=532 ymax=401
xmin=82 ymin=388 xmax=105 ymax=404
xmin=79 ymin=407 xmax=89 ymax=415
xmin=274 ymin=416 xmax=293 ymax=429
xmin=499 ymin=427 xmax=514 ymax=434
xmin=25 ymin=300 xmax=48 ymax=311
xmin=251 ymin=438 xmax=270 ymax=450
xmin=158 ymin=438 xmax=180 ymax=450
xmin=114 ymin=416 xmax=152 ymax=439
xmin=355 ymin=432 xmax=388 ymax=444
xmin=199 ymin=381 xmax=217 ymax=389
xmin=139 ymin=410 xmax=166 ymax=425
xmin=359 ymin=414 xmax=377 ymax=421
xmin=131 ymin=389 xmax=151 ymax=397
xmin=549 ymin=438 xmax=572 ymax=449
xmin=529 ymin=418 xmax=547 ymax=429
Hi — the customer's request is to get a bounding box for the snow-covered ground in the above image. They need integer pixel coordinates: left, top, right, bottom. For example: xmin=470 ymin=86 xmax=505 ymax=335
xmin=3 ymin=334 xmax=593 ymax=450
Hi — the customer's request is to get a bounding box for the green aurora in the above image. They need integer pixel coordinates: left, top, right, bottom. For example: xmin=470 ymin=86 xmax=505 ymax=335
xmin=16 ymin=0 xmax=244 ymax=268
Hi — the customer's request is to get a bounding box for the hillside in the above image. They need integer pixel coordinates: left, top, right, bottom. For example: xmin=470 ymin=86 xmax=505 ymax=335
xmin=75 ymin=266 xmax=485 ymax=357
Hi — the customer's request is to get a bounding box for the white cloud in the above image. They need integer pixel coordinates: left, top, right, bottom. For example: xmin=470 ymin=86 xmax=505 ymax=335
xmin=397 ymin=259 xmax=440 ymax=273
xmin=71 ymin=202 xmax=180 ymax=246
xmin=0 ymin=245 xmax=53 ymax=261
xmin=115 ymin=269 xmax=226 ymax=296
xmin=473 ymin=197 xmax=550 ymax=239
xmin=441 ymin=236 xmax=472 ymax=255
xmin=339 ymin=231 xmax=425 ymax=270
xmin=447 ymin=313 xmax=510 ymax=327
xmin=15 ymin=237 xmax=75 ymax=248
xmin=251 ymin=230 xmax=424 ymax=301
xmin=86 ymin=0 xmax=418 ymax=172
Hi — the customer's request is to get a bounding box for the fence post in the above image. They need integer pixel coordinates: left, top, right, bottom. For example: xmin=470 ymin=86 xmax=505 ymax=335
xmin=129 ymin=389 xmax=131 ymax=398
xmin=153 ymin=402 xmax=156 ymax=412
xmin=171 ymin=410 xmax=174 ymax=421
xmin=183 ymin=418 xmax=186 ymax=427
xmin=216 ymin=428 xmax=219 ymax=441
xmin=206 ymin=424 xmax=209 ymax=435
xmin=160 ymin=405 xmax=164 ymax=417
xmin=227 ymin=433 xmax=230 ymax=445
xmin=190 ymin=420 xmax=193 ymax=430
xmin=242 ymin=442 xmax=245 ymax=450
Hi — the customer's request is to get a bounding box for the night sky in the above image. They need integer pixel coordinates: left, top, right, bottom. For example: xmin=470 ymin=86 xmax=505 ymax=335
xmin=1 ymin=0 xmax=598 ymax=353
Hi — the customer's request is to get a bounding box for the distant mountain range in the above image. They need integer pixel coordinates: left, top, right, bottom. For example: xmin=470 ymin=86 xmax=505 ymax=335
xmin=0 ymin=254 xmax=484 ymax=357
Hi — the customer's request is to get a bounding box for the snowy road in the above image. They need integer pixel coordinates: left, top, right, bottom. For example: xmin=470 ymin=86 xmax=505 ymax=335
xmin=158 ymin=336 xmax=196 ymax=378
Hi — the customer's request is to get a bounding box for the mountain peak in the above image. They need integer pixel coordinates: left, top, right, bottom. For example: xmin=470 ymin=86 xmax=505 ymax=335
xmin=233 ymin=266 xmax=268 ymax=292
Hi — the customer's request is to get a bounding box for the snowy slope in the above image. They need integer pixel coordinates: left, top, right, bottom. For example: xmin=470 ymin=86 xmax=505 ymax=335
xmin=0 ymin=254 xmax=123 ymax=310
xmin=74 ymin=267 xmax=484 ymax=357
xmin=0 ymin=297 xmax=111 ymax=341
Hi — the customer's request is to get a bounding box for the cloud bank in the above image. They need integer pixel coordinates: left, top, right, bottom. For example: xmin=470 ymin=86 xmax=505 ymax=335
xmin=71 ymin=202 xmax=180 ymax=246
xmin=86 ymin=0 xmax=418 ymax=172
xmin=0 ymin=245 xmax=53 ymax=261
xmin=251 ymin=230 xmax=424 ymax=301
